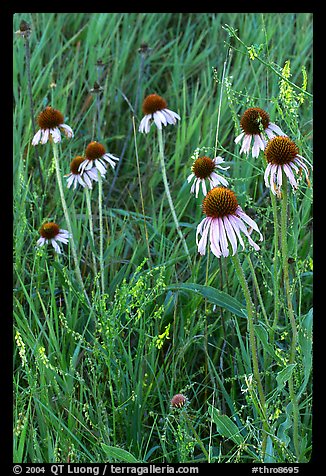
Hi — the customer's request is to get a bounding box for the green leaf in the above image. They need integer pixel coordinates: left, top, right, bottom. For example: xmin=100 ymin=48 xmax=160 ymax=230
xmin=297 ymin=308 xmax=313 ymax=399
xmin=276 ymin=364 xmax=297 ymax=392
xmin=167 ymin=283 xmax=246 ymax=318
xmin=254 ymin=324 xmax=278 ymax=359
xmin=209 ymin=405 xmax=244 ymax=445
xmin=277 ymin=402 xmax=292 ymax=447
xmin=101 ymin=444 xmax=140 ymax=463
xmin=264 ymin=436 xmax=276 ymax=463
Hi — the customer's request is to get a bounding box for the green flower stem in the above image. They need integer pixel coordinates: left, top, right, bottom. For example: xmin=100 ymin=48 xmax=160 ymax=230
xmin=271 ymin=191 xmax=280 ymax=339
xmin=52 ymin=143 xmax=90 ymax=306
xmin=246 ymin=254 xmax=269 ymax=328
xmin=157 ymin=127 xmax=192 ymax=267
xmin=85 ymin=188 xmax=97 ymax=278
xmin=98 ymin=171 xmax=105 ymax=295
xmin=132 ymin=116 xmax=152 ymax=267
xmin=280 ymin=179 xmax=300 ymax=461
xmin=231 ymin=253 xmax=268 ymax=458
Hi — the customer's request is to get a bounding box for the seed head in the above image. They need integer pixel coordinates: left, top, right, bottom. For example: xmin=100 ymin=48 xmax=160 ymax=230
xmin=69 ymin=156 xmax=85 ymax=174
xmin=37 ymin=107 xmax=64 ymax=130
xmin=203 ymin=187 xmax=238 ymax=218
xmin=264 ymin=136 xmax=299 ymax=165
xmin=142 ymin=94 xmax=167 ymax=115
xmin=85 ymin=141 xmax=106 ymax=160
xmin=16 ymin=20 xmax=32 ymax=38
xmin=89 ymin=82 xmax=103 ymax=94
xmin=192 ymin=156 xmax=216 ymax=179
xmin=39 ymin=222 xmax=60 ymax=239
xmin=138 ymin=43 xmax=151 ymax=55
xmin=171 ymin=394 xmax=187 ymax=409
xmin=240 ymin=107 xmax=270 ymax=135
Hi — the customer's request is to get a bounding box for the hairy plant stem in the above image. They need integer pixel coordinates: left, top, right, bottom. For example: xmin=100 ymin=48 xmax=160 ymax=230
xmin=52 ymin=143 xmax=90 ymax=306
xmin=98 ymin=171 xmax=105 ymax=295
xmin=280 ymin=179 xmax=300 ymax=461
xmin=246 ymin=254 xmax=269 ymax=328
xmin=157 ymin=127 xmax=192 ymax=267
xmin=271 ymin=192 xmax=281 ymax=339
xmin=85 ymin=188 xmax=98 ymax=279
xmin=231 ymin=253 xmax=268 ymax=459
xmin=132 ymin=116 xmax=152 ymax=267
xmin=214 ymin=50 xmax=228 ymax=155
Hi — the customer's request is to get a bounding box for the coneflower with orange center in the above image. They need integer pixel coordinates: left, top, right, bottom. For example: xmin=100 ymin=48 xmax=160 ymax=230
xmin=32 ymin=106 xmax=74 ymax=145
xmin=187 ymin=155 xmax=229 ymax=197
xmin=36 ymin=222 xmax=71 ymax=254
xmin=234 ymin=107 xmax=286 ymax=157
xmin=65 ymin=156 xmax=99 ymax=190
xmin=264 ymin=136 xmax=312 ymax=196
xmin=78 ymin=141 xmax=119 ymax=175
xmin=139 ymin=93 xmax=180 ymax=133
xmin=196 ymin=187 xmax=263 ymax=258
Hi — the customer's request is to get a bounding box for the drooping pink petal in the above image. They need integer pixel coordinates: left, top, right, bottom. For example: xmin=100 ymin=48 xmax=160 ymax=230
xmin=234 ymin=132 xmax=245 ymax=144
xmin=51 ymin=239 xmax=61 ymax=254
xmin=32 ymin=129 xmax=42 ymax=145
xmin=218 ymin=217 xmax=229 ymax=257
xmin=197 ymin=218 xmax=211 ymax=255
xmin=268 ymin=122 xmax=286 ymax=136
xmin=209 ymin=219 xmax=222 ymax=258
xmin=236 ymin=207 xmax=263 ymax=241
xmin=223 ymin=215 xmax=238 ymax=255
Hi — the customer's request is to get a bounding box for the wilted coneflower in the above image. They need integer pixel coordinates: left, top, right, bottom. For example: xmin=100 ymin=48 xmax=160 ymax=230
xmin=65 ymin=156 xmax=99 ymax=190
xmin=36 ymin=222 xmax=71 ymax=254
xmin=32 ymin=106 xmax=74 ymax=145
xmin=196 ymin=187 xmax=263 ymax=258
xmin=15 ymin=19 xmax=32 ymax=39
xmin=78 ymin=141 xmax=119 ymax=175
xmin=170 ymin=394 xmax=188 ymax=409
xmin=139 ymin=93 xmax=180 ymax=133
xmin=264 ymin=136 xmax=312 ymax=196
xmin=234 ymin=107 xmax=286 ymax=158
xmin=187 ymin=156 xmax=229 ymax=197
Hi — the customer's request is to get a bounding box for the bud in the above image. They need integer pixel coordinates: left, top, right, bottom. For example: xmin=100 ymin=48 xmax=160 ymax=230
xmin=170 ymin=394 xmax=187 ymax=409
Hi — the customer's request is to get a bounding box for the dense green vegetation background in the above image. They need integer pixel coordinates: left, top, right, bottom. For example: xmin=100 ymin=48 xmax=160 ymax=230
xmin=13 ymin=13 xmax=313 ymax=463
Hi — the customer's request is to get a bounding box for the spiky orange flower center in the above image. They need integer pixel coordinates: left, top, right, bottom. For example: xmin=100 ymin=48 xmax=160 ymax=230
xmin=85 ymin=141 xmax=106 ymax=160
xmin=192 ymin=156 xmax=216 ymax=179
xmin=37 ymin=107 xmax=64 ymax=130
xmin=240 ymin=107 xmax=270 ymax=135
xmin=39 ymin=222 xmax=60 ymax=239
xmin=265 ymin=136 xmax=299 ymax=165
xmin=171 ymin=394 xmax=187 ymax=408
xmin=203 ymin=187 xmax=238 ymax=218
xmin=70 ymin=156 xmax=85 ymax=174
xmin=142 ymin=94 xmax=167 ymax=115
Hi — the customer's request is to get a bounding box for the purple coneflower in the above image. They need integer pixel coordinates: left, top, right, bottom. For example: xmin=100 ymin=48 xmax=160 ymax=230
xmin=78 ymin=141 xmax=119 ymax=176
xmin=234 ymin=107 xmax=286 ymax=158
xmin=32 ymin=106 xmax=73 ymax=145
xmin=187 ymin=156 xmax=229 ymax=197
xmin=196 ymin=187 xmax=263 ymax=258
xmin=65 ymin=156 xmax=99 ymax=190
xmin=264 ymin=136 xmax=312 ymax=196
xmin=139 ymin=94 xmax=180 ymax=133
xmin=36 ymin=222 xmax=71 ymax=254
